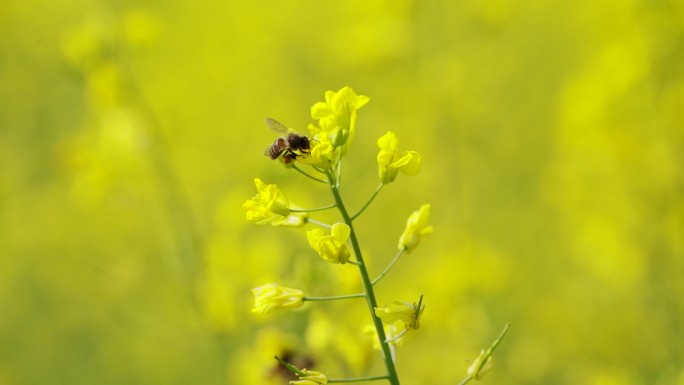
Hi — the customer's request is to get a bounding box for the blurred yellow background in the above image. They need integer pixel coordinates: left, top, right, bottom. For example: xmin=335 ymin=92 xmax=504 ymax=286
xmin=1 ymin=0 xmax=682 ymax=384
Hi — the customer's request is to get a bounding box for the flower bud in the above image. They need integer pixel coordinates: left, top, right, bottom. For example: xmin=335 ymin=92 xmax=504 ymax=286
xmin=289 ymin=369 xmax=328 ymax=385
xmin=251 ymin=283 xmax=304 ymax=314
xmin=467 ymin=350 xmax=494 ymax=380
xmin=398 ymin=204 xmax=433 ymax=252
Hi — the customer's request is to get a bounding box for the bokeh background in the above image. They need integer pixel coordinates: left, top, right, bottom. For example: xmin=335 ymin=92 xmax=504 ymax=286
xmin=1 ymin=0 xmax=683 ymax=384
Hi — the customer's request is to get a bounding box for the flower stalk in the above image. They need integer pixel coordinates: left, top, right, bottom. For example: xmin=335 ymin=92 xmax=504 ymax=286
xmin=292 ymin=163 xmax=328 ymax=183
xmin=290 ymin=203 xmax=337 ymax=213
xmin=350 ymin=183 xmax=383 ymax=221
xmin=325 ymin=169 xmax=401 ymax=385
xmin=372 ymin=248 xmax=405 ymax=286
xmin=303 ymin=293 xmax=365 ymax=301
xmin=328 ymin=376 xmax=389 ymax=383
xmin=246 ymin=87 xmax=507 ymax=385
xmin=457 ymin=323 xmax=511 ymax=385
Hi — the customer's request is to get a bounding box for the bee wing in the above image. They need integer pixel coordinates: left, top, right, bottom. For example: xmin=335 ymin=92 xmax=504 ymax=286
xmin=264 ymin=117 xmax=291 ymax=134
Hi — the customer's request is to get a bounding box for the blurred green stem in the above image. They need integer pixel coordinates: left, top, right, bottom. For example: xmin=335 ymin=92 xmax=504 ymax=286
xmin=128 ymin=70 xmax=203 ymax=292
xmin=325 ymin=169 xmax=401 ymax=385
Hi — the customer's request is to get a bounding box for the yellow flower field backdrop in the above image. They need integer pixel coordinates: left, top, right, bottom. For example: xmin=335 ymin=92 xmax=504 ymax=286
xmin=1 ymin=0 xmax=682 ymax=384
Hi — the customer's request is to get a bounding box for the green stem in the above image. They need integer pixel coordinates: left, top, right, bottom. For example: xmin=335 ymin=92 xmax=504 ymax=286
xmin=325 ymin=170 xmax=401 ymax=385
xmin=329 ymin=375 xmax=389 ymax=383
xmin=336 ymin=158 xmax=342 ymax=188
xmin=313 ymin=165 xmax=327 ymax=175
xmin=351 ymin=183 xmax=383 ymax=221
xmin=304 ymin=293 xmax=365 ymax=301
xmin=274 ymin=356 xmax=305 ymax=376
xmin=371 ymin=248 xmax=405 ymax=286
xmin=479 ymin=323 xmax=510 ymax=364
xmin=458 ymin=323 xmax=511 ymax=384
xmin=305 ymin=218 xmax=332 ymax=229
xmin=292 ymin=163 xmax=327 ymax=183
xmin=385 ymin=329 xmax=408 ymax=344
xmin=291 ymin=203 xmax=337 ymax=213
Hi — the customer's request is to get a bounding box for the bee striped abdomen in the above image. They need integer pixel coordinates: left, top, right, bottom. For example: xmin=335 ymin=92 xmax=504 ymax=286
xmin=263 ymin=118 xmax=312 ymax=164
xmin=268 ymin=137 xmax=288 ymax=159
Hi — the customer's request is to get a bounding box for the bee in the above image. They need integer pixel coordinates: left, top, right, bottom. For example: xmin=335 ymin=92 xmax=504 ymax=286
xmin=264 ymin=118 xmax=312 ymax=164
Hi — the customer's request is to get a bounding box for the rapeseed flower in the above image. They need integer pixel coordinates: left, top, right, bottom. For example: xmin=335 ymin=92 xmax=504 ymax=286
xmin=376 ymin=131 xmax=421 ymax=184
xmin=243 ymin=178 xmax=291 ymax=225
xmin=309 ymin=86 xmax=369 ymax=153
xmin=306 ymin=223 xmax=351 ymax=264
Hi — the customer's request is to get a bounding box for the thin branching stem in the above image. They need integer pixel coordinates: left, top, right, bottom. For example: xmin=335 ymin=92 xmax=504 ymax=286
xmin=313 ymin=165 xmax=327 ymax=174
xmin=457 ymin=323 xmax=511 ymax=385
xmin=385 ymin=329 xmax=408 ymax=344
xmin=304 ymin=293 xmax=365 ymax=301
xmin=329 ymin=375 xmax=389 ymax=383
xmin=351 ymin=183 xmax=383 ymax=221
xmin=292 ymin=163 xmax=327 ymax=183
xmin=306 ymin=218 xmax=332 ymax=229
xmin=372 ymin=248 xmax=405 ymax=286
xmin=291 ymin=203 xmax=337 ymax=213
xmin=335 ymin=158 xmax=343 ymax=188
xmin=274 ymin=356 xmax=305 ymax=376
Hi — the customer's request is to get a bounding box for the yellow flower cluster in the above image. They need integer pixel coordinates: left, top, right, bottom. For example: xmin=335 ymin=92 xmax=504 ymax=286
xmin=309 ymin=86 xmax=369 ymax=153
xmin=244 ymin=87 xmax=450 ymax=385
xmin=265 ymin=87 xmax=369 ymax=169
